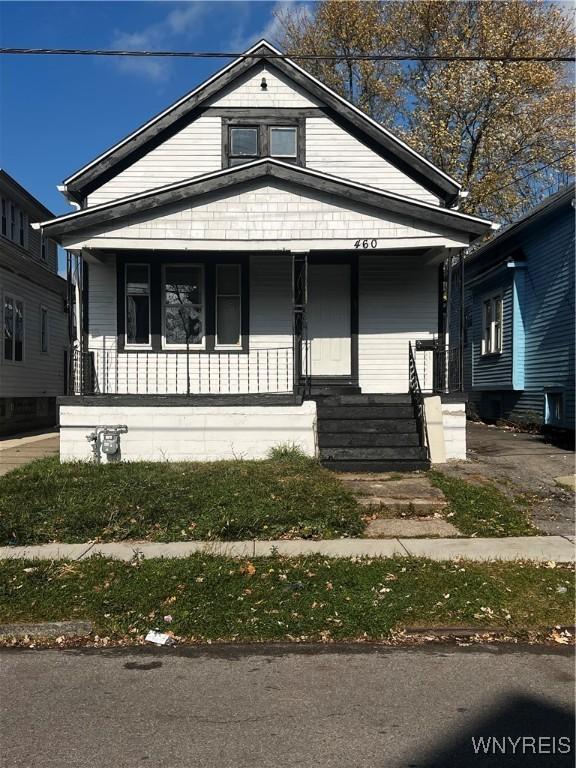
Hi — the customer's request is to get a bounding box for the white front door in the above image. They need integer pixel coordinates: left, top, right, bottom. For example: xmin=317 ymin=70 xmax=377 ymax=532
xmin=306 ymin=263 xmax=351 ymax=377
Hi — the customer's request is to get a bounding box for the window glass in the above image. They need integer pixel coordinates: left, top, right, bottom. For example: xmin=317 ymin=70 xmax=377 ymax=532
xmin=19 ymin=210 xmax=25 ymax=247
xmin=15 ymin=301 xmax=23 ymax=361
xmin=4 ymin=296 xmax=13 ymax=360
xmin=1 ymin=199 xmax=6 ymax=236
xmin=270 ymin=127 xmax=297 ymax=157
xmin=41 ymin=308 xmax=48 ymax=353
xmin=482 ymin=295 xmax=503 ymax=354
xmin=164 ymin=265 xmax=204 ymax=346
xmin=230 ymin=127 xmax=258 ymax=157
xmin=216 ymin=265 xmax=241 ymax=347
xmin=125 ymin=264 xmax=150 ymax=345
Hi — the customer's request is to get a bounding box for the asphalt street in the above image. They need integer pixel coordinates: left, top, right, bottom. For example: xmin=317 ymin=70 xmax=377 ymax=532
xmin=1 ymin=644 xmax=574 ymax=767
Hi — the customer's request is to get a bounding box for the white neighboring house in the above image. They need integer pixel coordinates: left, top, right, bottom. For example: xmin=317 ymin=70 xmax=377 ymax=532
xmin=35 ymin=40 xmax=495 ymax=469
xmin=0 ymin=170 xmax=68 ymax=435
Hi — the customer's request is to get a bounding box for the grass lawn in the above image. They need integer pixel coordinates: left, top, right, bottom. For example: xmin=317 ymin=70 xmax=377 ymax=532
xmin=0 ymin=453 xmax=363 ymax=545
xmin=0 ymin=555 xmax=572 ymax=643
xmin=430 ymin=471 xmax=538 ymax=537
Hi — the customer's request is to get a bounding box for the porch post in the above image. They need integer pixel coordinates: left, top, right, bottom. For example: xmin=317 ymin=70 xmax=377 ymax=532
xmin=444 ymin=253 xmax=453 ymax=394
xmin=291 ymin=251 xmax=308 ymax=395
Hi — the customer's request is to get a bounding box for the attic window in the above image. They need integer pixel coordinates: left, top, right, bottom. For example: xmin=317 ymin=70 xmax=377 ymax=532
xmin=223 ymin=118 xmax=304 ymax=168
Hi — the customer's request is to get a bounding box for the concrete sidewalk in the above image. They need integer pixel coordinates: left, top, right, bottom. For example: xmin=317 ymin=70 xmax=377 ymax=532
xmin=0 ymin=535 xmax=573 ymax=563
xmin=0 ymin=431 xmax=59 ymax=476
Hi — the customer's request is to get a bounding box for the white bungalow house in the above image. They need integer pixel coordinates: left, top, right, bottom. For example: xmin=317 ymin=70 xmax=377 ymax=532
xmin=34 ymin=40 xmax=494 ymax=470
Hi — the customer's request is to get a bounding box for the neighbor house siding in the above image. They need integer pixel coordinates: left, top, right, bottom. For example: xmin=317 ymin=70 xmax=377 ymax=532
xmin=470 ymin=274 xmax=513 ymax=390
xmin=358 ymin=253 xmax=437 ymax=393
xmin=0 ymin=264 xmax=67 ymax=398
xmin=305 ymin=117 xmax=439 ymax=204
xmin=508 ymin=210 xmax=575 ymax=428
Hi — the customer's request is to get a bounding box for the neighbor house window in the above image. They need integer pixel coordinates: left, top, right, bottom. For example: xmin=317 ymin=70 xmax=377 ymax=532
xmin=216 ymin=265 xmax=241 ymax=347
xmin=40 ymin=306 xmax=48 ymax=353
xmin=4 ymin=295 xmax=24 ymax=362
xmin=270 ymin=126 xmax=297 ymax=158
xmin=1 ymin=198 xmax=6 ymax=236
xmin=545 ymin=392 xmax=563 ymax=425
xmin=163 ymin=264 xmax=204 ymax=348
xmin=229 ymin=127 xmax=259 ymax=166
xmin=482 ymin=294 xmax=503 ymax=355
xmin=18 ymin=210 xmax=26 ymax=247
xmin=9 ymin=204 xmax=16 ymax=241
xmin=125 ymin=264 xmax=150 ymax=346
xmin=41 ymin=237 xmax=48 ymax=261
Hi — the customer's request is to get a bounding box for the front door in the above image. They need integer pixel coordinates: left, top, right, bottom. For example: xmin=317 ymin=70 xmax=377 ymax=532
xmin=306 ymin=263 xmax=351 ymax=377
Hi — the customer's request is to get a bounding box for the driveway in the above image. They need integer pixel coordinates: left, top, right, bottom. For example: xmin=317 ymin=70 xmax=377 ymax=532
xmin=1 ymin=645 xmax=574 ymax=768
xmin=440 ymin=422 xmax=575 ymax=535
xmin=0 ymin=431 xmax=59 ymax=476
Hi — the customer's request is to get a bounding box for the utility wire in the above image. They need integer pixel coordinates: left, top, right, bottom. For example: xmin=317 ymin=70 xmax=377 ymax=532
xmin=490 ymin=150 xmax=575 ymax=194
xmin=0 ymin=47 xmax=574 ymax=62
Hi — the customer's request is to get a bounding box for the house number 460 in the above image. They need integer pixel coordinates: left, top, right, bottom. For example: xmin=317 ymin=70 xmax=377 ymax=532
xmin=354 ymin=239 xmax=378 ymax=249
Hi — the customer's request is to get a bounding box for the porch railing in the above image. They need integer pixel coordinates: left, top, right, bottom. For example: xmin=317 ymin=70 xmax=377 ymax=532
xmin=70 ymin=347 xmax=293 ymax=396
xmin=408 ymin=341 xmax=430 ymax=459
xmin=432 ymin=344 xmax=463 ymax=393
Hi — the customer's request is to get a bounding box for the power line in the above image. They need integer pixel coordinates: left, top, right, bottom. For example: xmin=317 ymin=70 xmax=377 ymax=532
xmin=491 ymin=150 xmax=575 ymax=194
xmin=0 ymin=47 xmax=574 ymax=62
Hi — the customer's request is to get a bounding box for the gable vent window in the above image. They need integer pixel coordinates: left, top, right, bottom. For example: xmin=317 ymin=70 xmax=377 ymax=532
xmin=1 ymin=197 xmax=28 ymax=248
xmin=224 ymin=119 xmax=303 ymax=168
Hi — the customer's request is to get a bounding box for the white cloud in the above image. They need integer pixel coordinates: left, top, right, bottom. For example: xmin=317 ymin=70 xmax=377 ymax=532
xmin=110 ymin=3 xmax=208 ymax=81
xmin=231 ymin=1 xmax=312 ymax=52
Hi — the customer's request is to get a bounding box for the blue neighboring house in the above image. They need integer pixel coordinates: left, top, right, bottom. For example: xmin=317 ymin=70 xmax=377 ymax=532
xmin=464 ymin=186 xmax=575 ymax=431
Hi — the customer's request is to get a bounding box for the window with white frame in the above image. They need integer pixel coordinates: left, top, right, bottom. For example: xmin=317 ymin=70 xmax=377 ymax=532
xmin=40 ymin=306 xmax=49 ymax=353
xmin=545 ymin=392 xmax=563 ymax=425
xmin=4 ymin=295 xmax=24 ymax=361
xmin=216 ymin=264 xmax=241 ymax=347
xmin=163 ymin=265 xmax=204 ymax=348
xmin=482 ymin=294 xmax=503 ymax=355
xmin=125 ymin=264 xmax=151 ymax=346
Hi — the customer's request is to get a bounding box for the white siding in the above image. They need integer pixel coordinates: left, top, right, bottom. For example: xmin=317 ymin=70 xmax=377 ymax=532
xmin=0 ymin=266 xmax=67 ymax=398
xmin=76 ymin=183 xmax=458 ymax=251
xmin=86 ymin=254 xmax=294 ymax=395
xmin=87 ymin=116 xmax=222 ymax=206
xmin=306 ymin=117 xmax=439 ymax=204
xmin=206 ymin=64 xmax=320 ymax=108
xmin=358 ymin=253 xmax=437 ymax=393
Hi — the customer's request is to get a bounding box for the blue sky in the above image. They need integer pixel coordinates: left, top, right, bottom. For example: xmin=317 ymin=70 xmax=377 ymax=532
xmin=0 ymin=1 xmax=307 ymax=220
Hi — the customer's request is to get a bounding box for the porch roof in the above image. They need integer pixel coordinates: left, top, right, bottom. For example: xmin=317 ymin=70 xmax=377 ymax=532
xmin=35 ymin=159 xmax=494 ymax=241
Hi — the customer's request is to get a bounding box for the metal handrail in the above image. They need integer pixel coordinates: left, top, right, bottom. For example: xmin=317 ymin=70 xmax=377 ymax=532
xmin=408 ymin=341 xmax=430 ymax=459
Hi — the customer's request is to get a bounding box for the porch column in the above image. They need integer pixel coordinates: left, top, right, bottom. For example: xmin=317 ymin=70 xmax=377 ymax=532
xmin=291 ymin=251 xmax=308 ymax=394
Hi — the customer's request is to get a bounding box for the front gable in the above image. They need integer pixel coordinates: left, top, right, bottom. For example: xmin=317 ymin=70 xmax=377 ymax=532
xmin=43 ymin=161 xmax=490 ymax=251
xmin=65 ymin=41 xmax=461 ymax=208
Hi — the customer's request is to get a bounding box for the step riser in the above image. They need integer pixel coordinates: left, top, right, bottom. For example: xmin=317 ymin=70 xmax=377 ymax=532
xmin=317 ymin=420 xmax=418 ymax=434
xmin=320 ymin=447 xmax=427 ymax=461
xmin=318 ymin=406 xmax=415 ymax=419
xmin=323 ymin=460 xmax=430 ymax=473
xmin=318 ymin=395 xmax=412 ymax=406
xmin=318 ymin=433 xmax=420 ymax=448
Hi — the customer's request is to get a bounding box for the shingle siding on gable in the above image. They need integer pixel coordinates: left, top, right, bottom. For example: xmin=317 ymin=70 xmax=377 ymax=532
xmin=80 ymin=183 xmax=455 ymax=248
xmin=206 ymin=64 xmax=321 ymax=108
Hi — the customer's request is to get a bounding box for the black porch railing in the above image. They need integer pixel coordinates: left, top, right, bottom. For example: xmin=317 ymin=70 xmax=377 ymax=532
xmin=408 ymin=341 xmax=429 ymax=458
xmin=70 ymin=347 xmax=293 ymax=396
xmin=432 ymin=344 xmax=463 ymax=393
